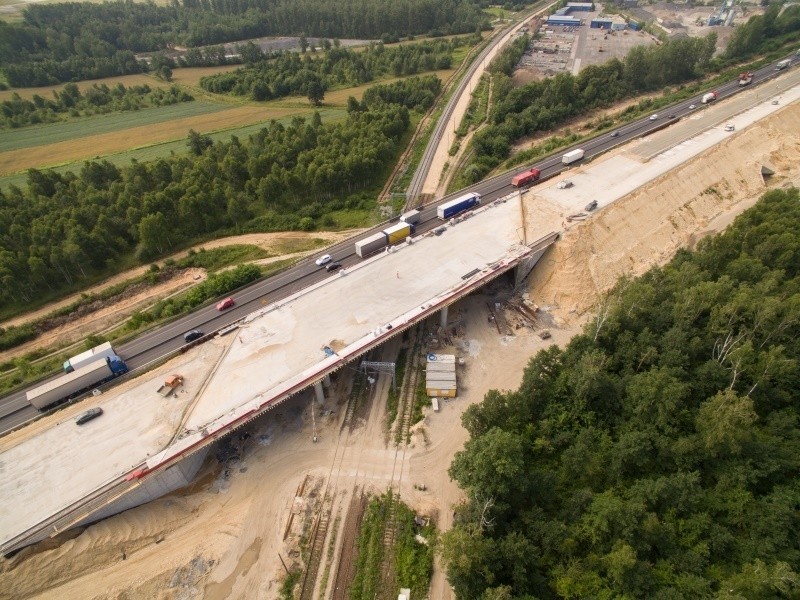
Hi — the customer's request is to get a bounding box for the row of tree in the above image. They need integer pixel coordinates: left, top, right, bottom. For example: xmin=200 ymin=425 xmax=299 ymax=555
xmin=0 ymin=76 xmax=449 ymax=310
xmin=725 ymin=2 xmax=800 ymax=59
xmin=458 ymin=33 xmax=717 ymax=185
xmin=0 ymin=0 xmax=485 ymax=87
xmin=199 ymin=39 xmax=459 ymax=100
xmin=1 ymin=83 xmax=193 ymax=129
xmin=442 ymin=188 xmax=800 ymax=598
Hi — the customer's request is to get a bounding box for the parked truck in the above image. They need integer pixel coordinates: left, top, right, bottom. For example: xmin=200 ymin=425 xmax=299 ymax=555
xmin=63 ymin=341 xmax=116 ymax=373
xmin=399 ymin=209 xmax=421 ymax=224
xmin=738 ymin=72 xmax=753 ymax=86
xmin=27 ymin=355 xmax=129 ymax=410
xmin=436 ymin=192 xmax=481 ymax=220
xmin=561 ymin=149 xmax=584 ymax=165
xmin=701 ymin=91 xmax=718 ymax=104
xmin=511 ymin=167 xmax=542 ymax=187
xmin=354 ymin=222 xmax=417 ymax=258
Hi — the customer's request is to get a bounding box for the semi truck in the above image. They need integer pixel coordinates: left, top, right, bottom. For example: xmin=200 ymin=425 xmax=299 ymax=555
xmin=27 ymin=355 xmax=129 ymax=410
xmin=738 ymin=72 xmax=753 ymax=86
xmin=354 ymin=222 xmax=417 ymax=258
xmin=437 ymin=193 xmax=481 ymax=220
xmin=511 ymin=168 xmax=542 ymax=187
xmin=63 ymin=341 xmax=116 ymax=373
xmin=561 ymin=149 xmax=584 ymax=165
xmin=399 ymin=209 xmax=421 ymax=224
xmin=775 ymin=59 xmax=790 ymax=70
xmin=701 ymin=91 xmax=718 ymax=104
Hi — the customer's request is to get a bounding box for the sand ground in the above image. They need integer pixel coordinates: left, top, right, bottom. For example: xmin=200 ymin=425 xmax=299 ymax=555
xmin=1 ymin=103 xmax=800 ymax=599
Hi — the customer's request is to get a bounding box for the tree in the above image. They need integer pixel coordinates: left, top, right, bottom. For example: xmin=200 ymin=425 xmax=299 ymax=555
xmin=187 ymin=129 xmax=212 ymax=155
xmin=307 ymin=79 xmax=325 ymax=105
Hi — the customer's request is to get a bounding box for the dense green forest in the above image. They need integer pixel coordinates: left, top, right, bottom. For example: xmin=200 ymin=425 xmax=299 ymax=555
xmin=199 ymin=39 xmax=462 ymax=101
xmin=1 ymin=83 xmax=192 ymax=129
xmin=725 ymin=2 xmax=800 ymax=59
xmin=0 ymin=76 xmax=447 ymax=311
xmin=442 ymin=188 xmax=800 ymax=599
xmin=0 ymin=0 xmax=486 ymax=87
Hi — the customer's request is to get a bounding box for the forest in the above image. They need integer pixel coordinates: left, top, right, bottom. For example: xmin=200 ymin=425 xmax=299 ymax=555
xmin=0 ymin=75 xmax=448 ymax=311
xmin=0 ymin=0 xmax=485 ymax=87
xmin=442 ymin=188 xmax=800 ymax=599
xmin=199 ymin=39 xmax=461 ymax=101
xmin=1 ymin=83 xmax=193 ymax=129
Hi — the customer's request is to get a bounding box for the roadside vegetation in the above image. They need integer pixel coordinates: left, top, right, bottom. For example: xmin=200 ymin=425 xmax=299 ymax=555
xmin=442 ymin=188 xmax=800 ymax=598
xmin=350 ymin=491 xmax=434 ymax=600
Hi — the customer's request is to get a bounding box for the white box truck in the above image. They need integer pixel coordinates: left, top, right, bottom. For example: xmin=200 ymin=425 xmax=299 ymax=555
xmin=562 ymin=149 xmax=584 ymax=164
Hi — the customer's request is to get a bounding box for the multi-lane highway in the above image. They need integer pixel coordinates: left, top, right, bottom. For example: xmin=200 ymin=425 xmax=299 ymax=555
xmin=1 ymin=53 xmax=797 ymax=434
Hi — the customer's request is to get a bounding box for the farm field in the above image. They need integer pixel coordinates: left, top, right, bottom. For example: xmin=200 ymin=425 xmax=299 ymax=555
xmin=0 ymin=101 xmax=230 ymax=153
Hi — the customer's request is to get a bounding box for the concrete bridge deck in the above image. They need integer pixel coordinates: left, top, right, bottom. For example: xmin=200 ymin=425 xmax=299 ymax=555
xmin=0 ymin=196 xmax=553 ymax=553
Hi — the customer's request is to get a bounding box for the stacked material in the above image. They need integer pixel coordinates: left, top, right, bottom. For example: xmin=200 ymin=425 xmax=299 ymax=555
xmin=425 ymin=353 xmax=456 ymax=398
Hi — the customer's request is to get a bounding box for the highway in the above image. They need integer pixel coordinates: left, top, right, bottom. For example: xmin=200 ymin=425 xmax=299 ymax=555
xmin=0 ymin=53 xmax=797 ymax=434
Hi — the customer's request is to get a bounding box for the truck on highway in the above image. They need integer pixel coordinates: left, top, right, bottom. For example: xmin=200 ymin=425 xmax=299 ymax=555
xmin=383 ymin=222 xmax=414 ymax=245
xmin=561 ymin=149 xmax=584 ymax=165
xmin=511 ymin=167 xmax=542 ymax=187
xmin=701 ymin=91 xmax=718 ymax=104
xmin=437 ymin=192 xmax=481 ymax=220
xmin=63 ymin=341 xmax=116 ymax=373
xmin=399 ymin=209 xmax=421 ymax=224
xmin=27 ymin=355 xmax=129 ymax=410
xmin=354 ymin=222 xmax=418 ymax=258
xmin=738 ymin=72 xmax=753 ymax=86
xmin=776 ymin=59 xmax=791 ymax=70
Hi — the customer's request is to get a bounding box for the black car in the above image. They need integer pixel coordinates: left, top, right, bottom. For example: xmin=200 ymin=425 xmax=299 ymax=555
xmin=76 ymin=407 xmax=103 ymax=425
xmin=668 ymin=114 xmax=677 ymax=119
xmin=610 ymin=131 xmax=620 ymax=138
xmin=325 ymin=262 xmax=342 ymax=272
xmin=585 ymin=200 xmax=598 ymax=211
xmin=184 ymin=329 xmax=204 ymax=343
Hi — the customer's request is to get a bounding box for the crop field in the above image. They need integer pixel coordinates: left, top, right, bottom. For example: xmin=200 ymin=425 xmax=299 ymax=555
xmin=0 ymin=101 xmax=230 ymax=153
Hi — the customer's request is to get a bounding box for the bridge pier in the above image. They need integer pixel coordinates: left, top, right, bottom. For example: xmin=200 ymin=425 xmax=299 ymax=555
xmin=314 ymin=381 xmax=325 ymax=403
xmin=440 ymin=305 xmax=448 ymax=328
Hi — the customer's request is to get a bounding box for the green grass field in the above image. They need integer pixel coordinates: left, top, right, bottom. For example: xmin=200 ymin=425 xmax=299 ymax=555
xmin=0 ymin=101 xmax=229 ymax=153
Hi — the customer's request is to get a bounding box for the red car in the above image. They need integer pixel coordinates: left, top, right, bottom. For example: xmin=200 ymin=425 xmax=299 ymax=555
xmin=216 ymin=297 xmax=235 ymax=311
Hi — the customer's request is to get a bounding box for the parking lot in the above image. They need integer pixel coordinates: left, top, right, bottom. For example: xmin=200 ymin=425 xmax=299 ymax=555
xmin=516 ymin=3 xmax=657 ymax=78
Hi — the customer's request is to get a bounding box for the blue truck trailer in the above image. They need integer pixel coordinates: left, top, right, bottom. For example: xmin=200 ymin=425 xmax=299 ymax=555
xmin=27 ymin=355 xmax=129 ymax=410
xmin=437 ymin=193 xmax=481 ymax=220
